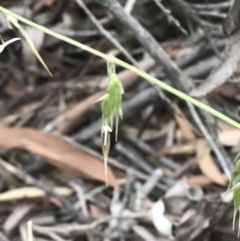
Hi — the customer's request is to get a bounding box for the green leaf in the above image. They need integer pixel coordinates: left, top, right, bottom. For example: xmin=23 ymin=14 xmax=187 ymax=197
xmin=233 ymin=186 xmax=240 ymax=235
xmin=227 ymin=154 xmax=240 ymax=236
xmin=228 ymin=155 xmax=240 ymax=190
xmin=229 ymin=171 xmax=240 ymax=190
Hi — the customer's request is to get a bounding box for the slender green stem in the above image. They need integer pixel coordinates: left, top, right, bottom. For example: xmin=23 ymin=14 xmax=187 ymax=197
xmin=1 ymin=6 xmax=240 ymax=130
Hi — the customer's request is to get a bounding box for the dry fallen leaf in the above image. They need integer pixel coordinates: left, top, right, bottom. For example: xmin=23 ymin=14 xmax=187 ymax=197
xmin=174 ymin=113 xmax=195 ymax=142
xmin=195 ymin=139 xmax=227 ymax=186
xmin=0 ymin=186 xmax=73 ymax=202
xmin=0 ymin=128 xmax=117 ymax=186
xmin=218 ymin=127 xmax=240 ymax=146
xmin=52 ymin=91 xmax=104 ymax=134
xmin=185 ymin=175 xmax=213 ymax=187
xmin=43 ymin=0 xmax=57 ymax=5
xmin=158 ymin=143 xmax=195 ymax=156
xmin=89 ymin=204 xmax=108 ymax=215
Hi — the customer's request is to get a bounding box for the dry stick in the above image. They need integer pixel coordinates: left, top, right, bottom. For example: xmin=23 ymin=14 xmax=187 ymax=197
xmin=135 ymin=169 xmax=163 ymax=211
xmin=33 ymin=212 xmax=147 ymax=237
xmin=95 ymin=0 xmax=232 ymax=176
xmin=69 ymin=182 xmax=95 ymax=241
xmin=46 ymin=232 xmax=66 ymax=241
xmin=115 ymin=141 xmax=153 ymax=174
xmin=133 ymin=225 xmax=159 ymax=241
xmin=169 ymin=0 xmax=222 ymax=58
xmin=75 ymin=0 xmax=138 ymax=66
xmin=192 ymin=1 xmax=231 ymax=10
xmin=223 ymin=0 xmax=240 ymax=37
xmin=72 ymin=140 xmax=167 ymax=191
xmin=0 ymin=159 xmax=84 ymax=222
xmin=187 ymin=103 xmax=232 ymax=178
xmin=168 ymin=0 xmax=202 ymax=25
xmin=198 ymin=11 xmax=226 ymax=18
xmin=0 ymin=232 xmax=10 ymax=241
xmin=124 ymin=0 xmax=137 ymax=14
xmin=152 ymin=0 xmax=188 ymax=35
xmin=190 ymin=32 xmax=240 ymax=97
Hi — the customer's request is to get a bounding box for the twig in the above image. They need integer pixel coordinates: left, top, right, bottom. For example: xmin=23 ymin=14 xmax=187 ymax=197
xmin=121 ymin=169 xmax=134 ymax=207
xmin=0 ymin=232 xmax=10 ymax=241
xmin=33 ymin=212 xmax=147 ymax=237
xmin=70 ymin=181 xmax=89 ymax=216
xmin=135 ymin=169 xmax=163 ymax=211
xmin=46 ymin=232 xmax=67 ymax=241
xmin=75 ymin=0 xmax=138 ymax=66
xmin=124 ymin=0 xmax=137 ymax=14
xmin=197 ymin=11 xmax=226 ymax=19
xmin=187 ymin=103 xmax=232 ymax=178
xmin=138 ymin=169 xmax=163 ymax=198
xmin=169 ymin=0 xmax=222 ymax=57
xmin=67 ymin=141 xmax=167 ymax=191
xmin=114 ymin=141 xmax=154 ymax=174
xmin=4 ymin=204 xmax=35 ymax=235
xmin=132 ymin=225 xmax=159 ymax=241
xmin=0 ymin=158 xmax=84 ymax=222
xmin=27 ymin=221 xmax=34 ymax=241
xmin=152 ymin=0 xmax=188 ymax=35
xmin=190 ymin=33 xmax=240 ymax=97
xmin=191 ymin=1 xmax=231 ymax=10
xmin=69 ymin=181 xmax=96 ymax=241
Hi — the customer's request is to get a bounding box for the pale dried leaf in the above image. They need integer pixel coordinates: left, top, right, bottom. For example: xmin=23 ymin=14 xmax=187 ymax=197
xmin=218 ymin=128 xmax=240 ymax=146
xmin=174 ymin=113 xmax=195 ymax=142
xmin=52 ymin=91 xmax=104 ymax=133
xmin=195 ymin=139 xmax=227 ymax=185
xmin=185 ymin=175 xmax=213 ymax=186
xmin=43 ymin=0 xmax=57 ymax=5
xmin=0 ymin=128 xmax=117 ymax=186
xmin=159 ymin=144 xmax=195 ymax=156
xmin=0 ymin=186 xmax=73 ymax=201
